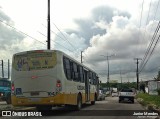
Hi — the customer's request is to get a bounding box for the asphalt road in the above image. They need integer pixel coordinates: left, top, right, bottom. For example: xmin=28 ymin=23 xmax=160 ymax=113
xmin=0 ymin=96 xmax=159 ymax=119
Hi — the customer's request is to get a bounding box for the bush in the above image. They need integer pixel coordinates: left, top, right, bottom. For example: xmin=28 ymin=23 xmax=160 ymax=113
xmin=136 ymin=93 xmax=160 ymax=109
xmin=147 ymin=104 xmax=157 ymax=110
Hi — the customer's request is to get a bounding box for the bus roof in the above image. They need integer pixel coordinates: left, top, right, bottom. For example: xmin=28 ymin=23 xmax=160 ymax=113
xmin=13 ymin=50 xmax=55 ymax=55
xmin=13 ymin=50 xmax=98 ymax=75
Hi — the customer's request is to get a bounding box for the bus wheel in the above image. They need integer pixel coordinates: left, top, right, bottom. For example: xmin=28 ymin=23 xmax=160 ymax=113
xmin=6 ymin=94 xmax=11 ymax=104
xmin=91 ymin=97 xmax=95 ymax=105
xmin=91 ymin=100 xmax=95 ymax=105
xmin=36 ymin=106 xmax=52 ymax=111
xmin=76 ymin=95 xmax=82 ymax=111
xmin=91 ymin=94 xmax=96 ymax=105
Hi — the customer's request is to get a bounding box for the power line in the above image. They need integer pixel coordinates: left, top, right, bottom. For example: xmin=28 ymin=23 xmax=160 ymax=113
xmin=0 ymin=19 xmax=46 ymax=46
xmin=141 ymin=0 xmax=152 ymax=43
xmin=52 ymin=22 xmax=77 ymax=51
xmin=139 ymin=0 xmax=160 ymax=72
xmin=138 ymin=0 xmax=160 ymax=73
xmin=139 ymin=0 xmax=145 ymax=28
xmin=144 ymin=0 xmax=160 ymax=41
xmin=42 ymin=23 xmax=85 ymax=58
xmin=140 ymin=21 xmax=160 ymax=66
xmin=42 ymin=24 xmax=71 ymax=44
xmin=41 ymin=24 xmax=80 ymax=55
xmin=135 ymin=0 xmax=145 ymax=58
xmin=153 ymin=0 xmax=160 ymax=20
xmin=38 ymin=31 xmax=74 ymax=52
xmin=139 ymin=22 xmax=160 ymax=72
xmin=140 ymin=34 xmax=160 ymax=73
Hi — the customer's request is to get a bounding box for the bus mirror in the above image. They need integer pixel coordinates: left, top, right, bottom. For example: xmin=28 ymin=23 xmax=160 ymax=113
xmin=89 ymin=79 xmax=91 ymax=84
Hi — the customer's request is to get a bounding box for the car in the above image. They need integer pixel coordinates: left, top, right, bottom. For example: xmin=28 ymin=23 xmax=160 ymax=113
xmin=98 ymin=90 xmax=105 ymax=100
xmin=105 ymin=91 xmax=110 ymax=96
xmin=119 ymin=88 xmax=135 ymax=103
xmin=111 ymin=91 xmax=118 ymax=97
xmin=0 ymin=78 xmax=11 ymax=104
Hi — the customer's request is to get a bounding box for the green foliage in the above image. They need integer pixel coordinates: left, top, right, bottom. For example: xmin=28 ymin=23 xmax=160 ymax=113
xmin=100 ymin=82 xmax=137 ymax=90
xmin=136 ymin=93 xmax=160 ymax=108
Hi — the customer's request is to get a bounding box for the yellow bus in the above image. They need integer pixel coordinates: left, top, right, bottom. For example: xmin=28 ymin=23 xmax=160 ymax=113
xmin=11 ymin=50 xmax=99 ymax=110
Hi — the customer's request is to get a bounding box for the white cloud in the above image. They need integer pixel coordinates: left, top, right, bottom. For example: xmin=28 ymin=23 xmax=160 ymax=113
xmin=81 ymin=14 xmax=159 ymax=82
xmin=1 ymin=0 xmax=160 ymax=82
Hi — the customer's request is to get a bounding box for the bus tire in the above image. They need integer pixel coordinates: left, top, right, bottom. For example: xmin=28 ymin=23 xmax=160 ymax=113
xmin=6 ymin=94 xmax=11 ymax=104
xmin=95 ymin=93 xmax=97 ymax=101
xmin=91 ymin=100 xmax=95 ymax=105
xmin=91 ymin=94 xmax=96 ymax=105
xmin=75 ymin=94 xmax=82 ymax=111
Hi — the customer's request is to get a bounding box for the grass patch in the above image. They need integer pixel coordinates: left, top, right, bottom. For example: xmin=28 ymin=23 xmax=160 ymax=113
xmin=136 ymin=93 xmax=160 ymax=108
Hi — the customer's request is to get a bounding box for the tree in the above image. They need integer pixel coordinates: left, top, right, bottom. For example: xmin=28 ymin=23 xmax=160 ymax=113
xmin=154 ymin=70 xmax=160 ymax=81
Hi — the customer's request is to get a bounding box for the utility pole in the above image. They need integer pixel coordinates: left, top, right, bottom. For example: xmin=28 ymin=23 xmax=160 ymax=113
xmin=81 ymin=51 xmax=83 ymax=63
xmin=47 ymin=0 xmax=51 ymax=50
xmin=8 ymin=59 xmax=10 ymax=79
xmin=134 ymin=58 xmax=142 ymax=90
xmin=101 ymin=54 xmax=115 ymax=91
xmin=1 ymin=60 xmax=4 ymax=78
xmin=107 ymin=55 xmax=110 ymax=89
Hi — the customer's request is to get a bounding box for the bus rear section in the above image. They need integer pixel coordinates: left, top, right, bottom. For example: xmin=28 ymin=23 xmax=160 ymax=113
xmin=11 ymin=50 xmax=65 ymax=109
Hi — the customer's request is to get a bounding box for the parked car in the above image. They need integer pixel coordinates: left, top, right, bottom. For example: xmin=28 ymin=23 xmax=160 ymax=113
xmin=105 ymin=91 xmax=110 ymax=96
xmin=119 ymin=88 xmax=135 ymax=103
xmin=111 ymin=91 xmax=118 ymax=97
xmin=0 ymin=78 xmax=11 ymax=104
xmin=98 ymin=90 xmax=105 ymax=100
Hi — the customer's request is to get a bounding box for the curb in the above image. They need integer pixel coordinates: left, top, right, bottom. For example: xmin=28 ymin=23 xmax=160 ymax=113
xmin=137 ymin=98 xmax=160 ymax=119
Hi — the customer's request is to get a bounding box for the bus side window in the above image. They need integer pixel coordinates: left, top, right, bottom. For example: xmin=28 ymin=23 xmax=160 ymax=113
xmin=72 ymin=62 xmax=79 ymax=82
xmin=63 ymin=57 xmax=72 ymax=80
xmin=89 ymin=71 xmax=93 ymax=84
xmin=89 ymin=71 xmax=91 ymax=79
xmin=93 ymin=73 xmax=96 ymax=85
xmin=79 ymin=66 xmax=84 ymax=83
xmin=70 ymin=61 xmax=73 ymax=79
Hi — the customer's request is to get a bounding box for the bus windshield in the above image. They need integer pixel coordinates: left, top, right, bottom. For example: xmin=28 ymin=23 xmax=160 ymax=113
xmin=12 ymin=51 xmax=57 ymax=71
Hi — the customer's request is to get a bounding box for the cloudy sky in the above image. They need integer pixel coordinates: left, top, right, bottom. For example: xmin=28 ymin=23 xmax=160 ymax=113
xmin=0 ymin=0 xmax=160 ymax=83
